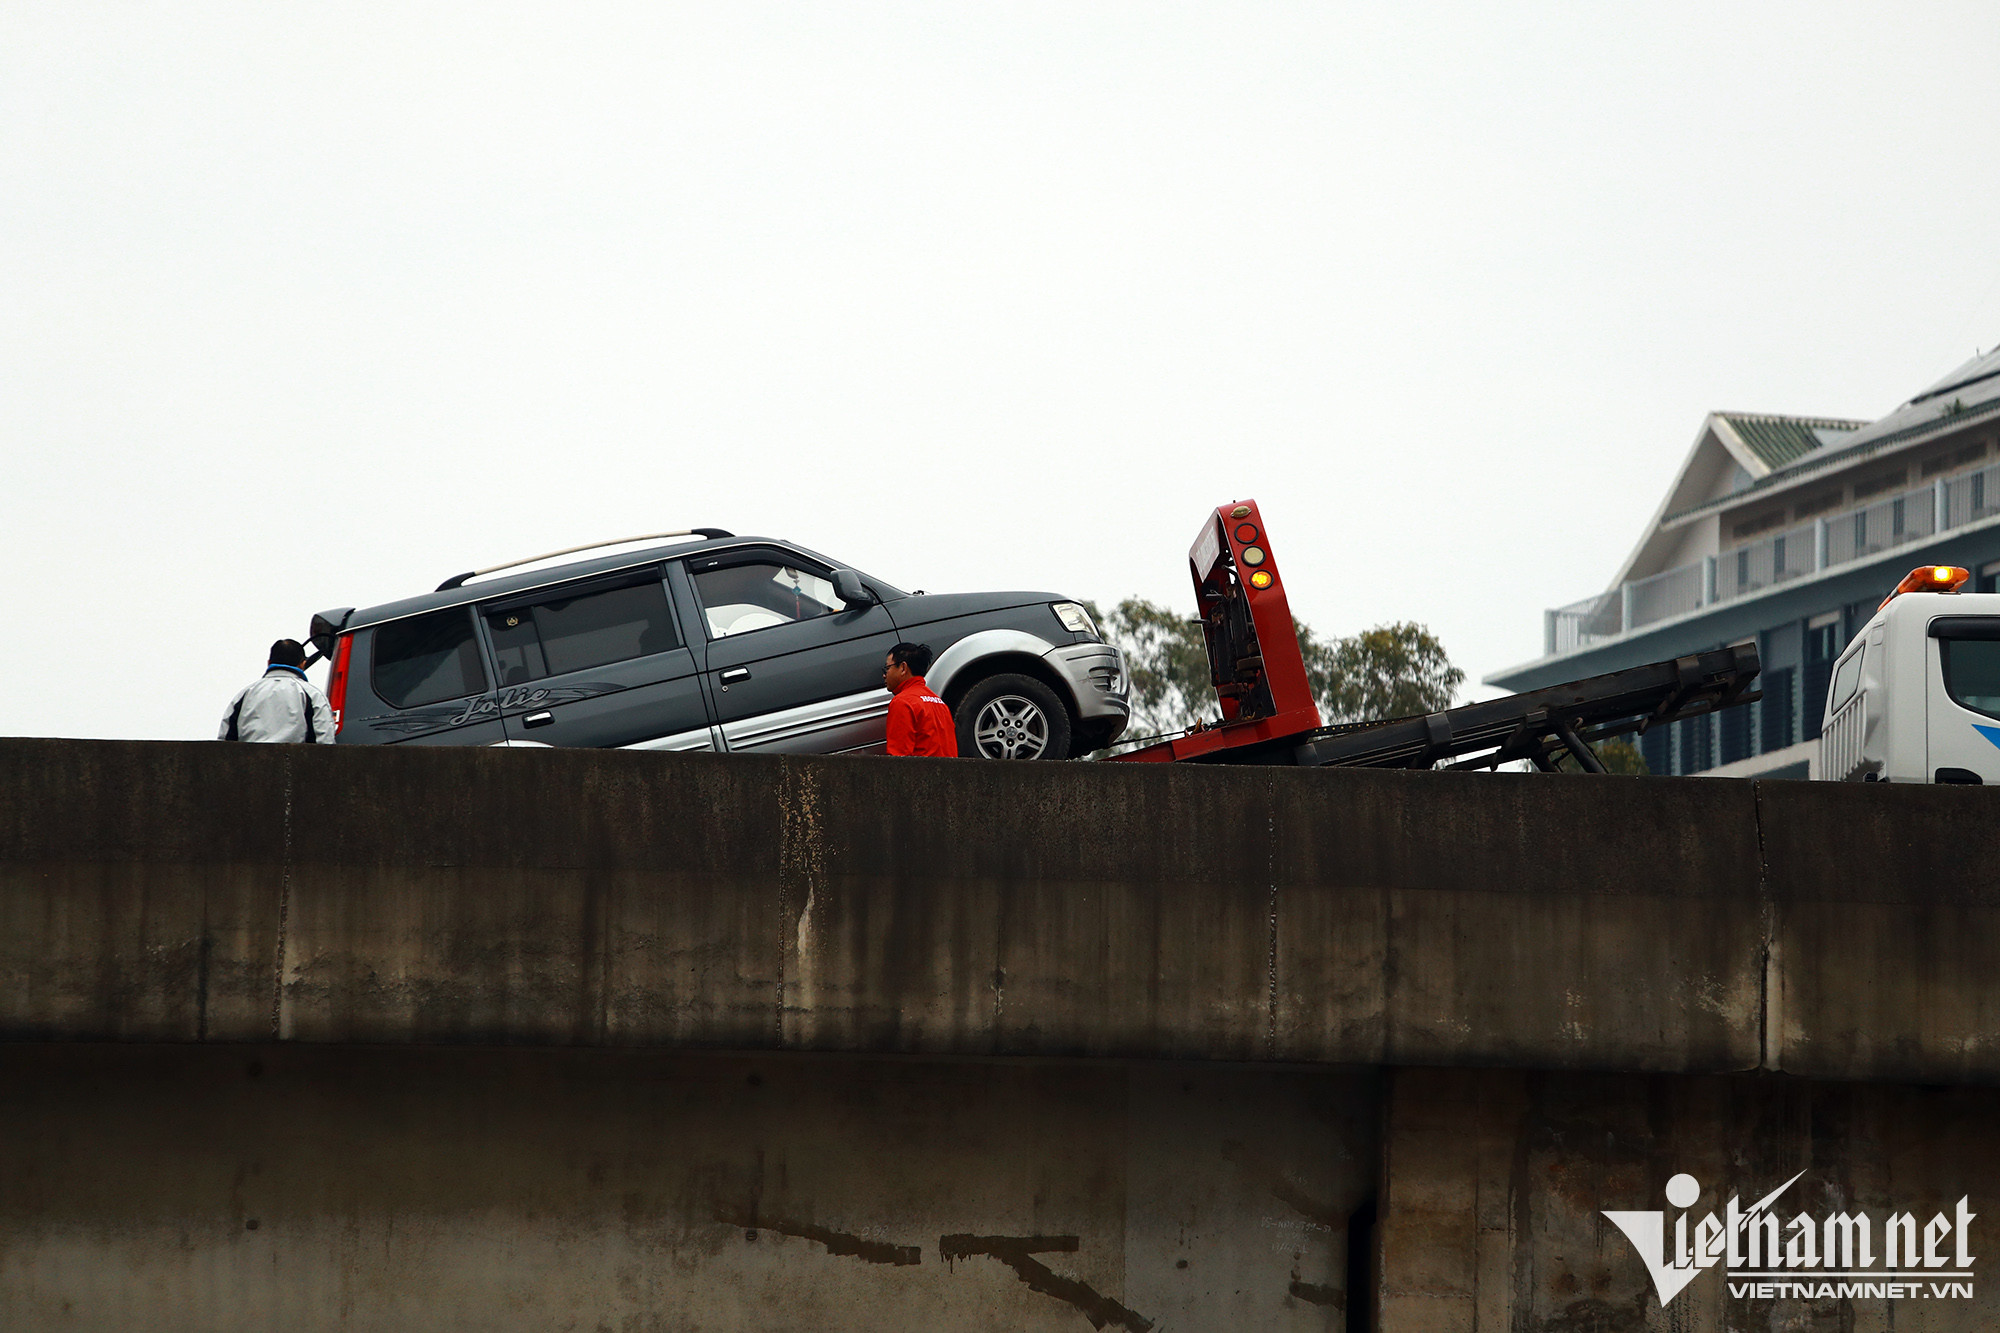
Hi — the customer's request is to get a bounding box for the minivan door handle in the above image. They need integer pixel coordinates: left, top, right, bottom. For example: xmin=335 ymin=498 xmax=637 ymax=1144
xmin=522 ymin=711 xmax=555 ymax=728
xmin=719 ymin=668 xmax=751 ymax=683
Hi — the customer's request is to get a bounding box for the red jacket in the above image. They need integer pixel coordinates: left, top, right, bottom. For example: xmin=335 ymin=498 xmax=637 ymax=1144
xmin=886 ymin=677 xmax=958 ymax=757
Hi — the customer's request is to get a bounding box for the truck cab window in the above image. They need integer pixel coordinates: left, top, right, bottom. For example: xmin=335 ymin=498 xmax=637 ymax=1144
xmin=692 ymin=561 xmax=844 ymax=637
xmin=1828 ymin=646 xmax=1865 ymax=716
xmin=1941 ymin=638 xmax=2000 ymax=720
xmin=374 ymin=607 xmax=488 ymax=709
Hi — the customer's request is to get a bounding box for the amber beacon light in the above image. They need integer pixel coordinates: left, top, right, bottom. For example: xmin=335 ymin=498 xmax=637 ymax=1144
xmin=1880 ymin=563 xmax=1970 ymax=608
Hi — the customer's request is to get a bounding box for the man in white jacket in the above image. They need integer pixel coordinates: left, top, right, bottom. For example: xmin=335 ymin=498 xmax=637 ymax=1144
xmin=220 ymin=639 xmax=337 ymax=743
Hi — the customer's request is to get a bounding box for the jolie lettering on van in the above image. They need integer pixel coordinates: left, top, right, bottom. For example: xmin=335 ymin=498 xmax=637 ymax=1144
xmin=368 ymin=683 xmax=625 ymax=735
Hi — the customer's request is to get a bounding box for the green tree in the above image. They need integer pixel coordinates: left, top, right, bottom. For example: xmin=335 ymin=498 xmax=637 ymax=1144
xmin=1095 ymin=598 xmax=1214 ymax=734
xmin=1301 ymin=621 xmax=1463 ymax=724
xmin=1096 ymin=600 xmax=1464 ymax=738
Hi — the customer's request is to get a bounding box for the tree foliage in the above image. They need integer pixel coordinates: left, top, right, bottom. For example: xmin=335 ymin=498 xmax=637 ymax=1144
xmin=1093 ymin=599 xmax=1215 ymax=735
xmin=1556 ymin=736 xmax=1649 ymax=775
xmin=1301 ymin=621 xmax=1464 ymax=725
xmin=1097 ymin=599 xmax=1465 ymax=738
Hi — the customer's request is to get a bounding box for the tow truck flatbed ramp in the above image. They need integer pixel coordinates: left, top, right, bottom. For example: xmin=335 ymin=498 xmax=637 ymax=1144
xmin=1286 ymin=642 xmax=1757 ymax=771
xmin=1110 ymin=500 xmax=1758 ymax=773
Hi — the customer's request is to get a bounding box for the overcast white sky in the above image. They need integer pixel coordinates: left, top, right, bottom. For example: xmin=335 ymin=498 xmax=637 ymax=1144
xmin=6 ymin=4 xmax=2000 ymax=740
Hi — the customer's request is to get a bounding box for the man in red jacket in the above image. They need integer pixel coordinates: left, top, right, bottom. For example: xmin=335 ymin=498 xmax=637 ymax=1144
xmin=883 ymin=642 xmax=958 ymax=757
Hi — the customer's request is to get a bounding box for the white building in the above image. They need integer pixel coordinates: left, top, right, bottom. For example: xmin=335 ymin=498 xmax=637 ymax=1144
xmin=1487 ymin=346 xmax=2000 ymax=777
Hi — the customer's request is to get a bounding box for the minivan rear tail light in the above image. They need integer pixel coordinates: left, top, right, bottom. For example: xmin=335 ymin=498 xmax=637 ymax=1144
xmin=326 ymin=634 xmax=353 ymax=735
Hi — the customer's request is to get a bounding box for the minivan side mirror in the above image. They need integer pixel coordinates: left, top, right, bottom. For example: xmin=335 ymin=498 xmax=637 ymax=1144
xmin=830 ymin=569 xmax=876 ymax=607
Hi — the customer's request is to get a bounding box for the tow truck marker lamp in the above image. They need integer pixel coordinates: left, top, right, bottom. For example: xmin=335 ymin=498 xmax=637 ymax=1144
xmin=1249 ymin=570 xmax=1274 ymax=589
xmin=1230 ymin=504 xmax=1252 ymax=519
xmin=1241 ymin=546 xmax=1267 ymax=567
xmin=1235 ymin=523 xmax=1259 ymax=543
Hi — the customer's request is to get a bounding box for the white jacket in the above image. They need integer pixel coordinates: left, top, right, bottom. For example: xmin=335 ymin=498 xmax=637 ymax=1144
xmin=220 ymin=666 xmax=337 ymax=743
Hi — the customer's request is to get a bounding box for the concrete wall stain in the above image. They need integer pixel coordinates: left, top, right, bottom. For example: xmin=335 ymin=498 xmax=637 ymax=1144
xmin=1268 ymin=1178 xmax=1347 ymax=1233
xmin=1264 ymin=778 xmax=1280 ymax=1061
xmin=778 ymin=758 xmax=826 ymax=1035
xmin=269 ymin=746 xmax=294 ymax=1040
xmin=711 ymin=1207 xmax=920 ymax=1266
xmin=1223 ymin=1138 xmax=1348 ymax=1231
xmin=1536 ymin=1296 xmax=1645 ymax=1333
xmin=1287 ymin=1278 xmax=1343 ymax=1308
xmin=938 ymin=1234 xmax=1153 ymax=1333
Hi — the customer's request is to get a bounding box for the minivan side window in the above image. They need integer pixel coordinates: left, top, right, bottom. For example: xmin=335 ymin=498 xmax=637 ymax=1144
xmin=1941 ymin=638 xmax=2000 ymax=720
xmin=1828 ymin=644 xmax=1865 ymax=716
xmin=692 ymin=560 xmax=844 ymax=637
xmin=374 ymin=608 xmax=488 ymax=709
xmin=483 ymin=574 xmax=680 ymax=685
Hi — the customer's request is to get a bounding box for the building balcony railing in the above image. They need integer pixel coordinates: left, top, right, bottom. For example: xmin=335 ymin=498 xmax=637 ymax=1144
xmin=1544 ymin=463 xmax=2000 ymax=657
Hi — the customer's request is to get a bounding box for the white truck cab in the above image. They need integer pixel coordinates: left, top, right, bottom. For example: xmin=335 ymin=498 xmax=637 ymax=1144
xmin=1820 ymin=565 xmax=2000 ymax=785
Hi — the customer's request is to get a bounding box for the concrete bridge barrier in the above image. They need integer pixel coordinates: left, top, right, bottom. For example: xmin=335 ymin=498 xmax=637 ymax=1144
xmin=3 ymin=738 xmax=1998 ymax=1329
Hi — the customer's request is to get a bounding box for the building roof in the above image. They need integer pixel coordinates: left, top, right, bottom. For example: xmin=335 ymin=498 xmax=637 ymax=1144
xmin=1657 ymin=351 xmax=2000 ymax=525
xmin=1825 ymin=344 xmax=2000 ymax=457
xmin=1714 ymin=413 xmax=1867 ymax=471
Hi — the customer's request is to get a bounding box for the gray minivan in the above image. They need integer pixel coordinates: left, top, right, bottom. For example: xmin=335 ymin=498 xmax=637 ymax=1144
xmin=308 ymin=530 xmax=1128 ymax=760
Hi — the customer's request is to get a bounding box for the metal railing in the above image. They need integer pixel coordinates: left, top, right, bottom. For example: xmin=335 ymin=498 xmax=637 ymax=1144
xmin=1825 ymin=489 xmax=1937 ymax=565
xmin=1713 ymin=521 xmax=1817 ymax=604
xmin=1541 ymin=466 xmax=2000 ymax=657
xmin=1545 ymin=589 xmax=1622 ymax=657
xmin=1945 ymin=461 xmax=2000 ymax=528
xmin=1627 ymin=561 xmax=1705 ymax=626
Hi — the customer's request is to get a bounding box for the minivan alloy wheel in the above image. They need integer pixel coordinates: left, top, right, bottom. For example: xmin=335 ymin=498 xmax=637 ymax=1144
xmin=952 ymin=671 xmax=1073 ymax=760
xmin=972 ymin=694 xmax=1051 ymax=759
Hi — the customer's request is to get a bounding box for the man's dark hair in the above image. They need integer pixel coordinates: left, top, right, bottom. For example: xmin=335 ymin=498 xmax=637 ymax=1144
xmin=269 ymin=639 xmax=307 ymax=668
xmin=888 ymin=642 xmax=934 ymax=676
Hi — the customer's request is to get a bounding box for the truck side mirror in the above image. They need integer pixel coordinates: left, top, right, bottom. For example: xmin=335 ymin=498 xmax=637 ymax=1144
xmin=831 ymin=569 xmax=875 ymax=607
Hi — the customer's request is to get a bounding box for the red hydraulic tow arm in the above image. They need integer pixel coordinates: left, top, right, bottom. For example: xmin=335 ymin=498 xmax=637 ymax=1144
xmin=1110 ymin=500 xmax=1324 ymax=763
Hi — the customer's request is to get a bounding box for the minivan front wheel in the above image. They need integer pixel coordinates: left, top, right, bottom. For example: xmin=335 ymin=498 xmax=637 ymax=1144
xmin=955 ymin=673 xmax=1072 ymax=760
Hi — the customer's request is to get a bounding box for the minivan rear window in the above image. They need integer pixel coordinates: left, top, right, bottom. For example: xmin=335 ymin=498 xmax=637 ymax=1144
xmin=373 ymin=607 xmax=488 ymax=709
xmin=1940 ymin=638 xmax=2000 ymax=720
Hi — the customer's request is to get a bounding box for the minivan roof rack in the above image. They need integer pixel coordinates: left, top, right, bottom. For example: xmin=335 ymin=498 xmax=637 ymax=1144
xmin=435 ymin=529 xmax=735 ymax=592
